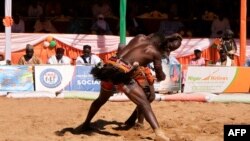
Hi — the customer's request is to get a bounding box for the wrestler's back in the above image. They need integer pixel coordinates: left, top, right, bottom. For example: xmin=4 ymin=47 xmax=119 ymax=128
xmin=119 ymin=35 xmax=161 ymax=66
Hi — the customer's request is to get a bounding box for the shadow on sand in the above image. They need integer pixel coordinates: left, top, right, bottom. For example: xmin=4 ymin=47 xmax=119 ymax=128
xmin=55 ymin=119 xmax=130 ymax=137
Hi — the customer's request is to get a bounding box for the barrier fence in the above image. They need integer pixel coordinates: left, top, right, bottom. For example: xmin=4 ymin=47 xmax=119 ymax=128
xmin=1 ymin=65 xmax=250 ymax=94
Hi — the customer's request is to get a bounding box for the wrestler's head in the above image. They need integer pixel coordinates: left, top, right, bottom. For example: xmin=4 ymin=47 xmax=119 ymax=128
xmin=163 ymin=33 xmax=182 ymax=52
xmin=83 ymin=45 xmax=92 ymax=57
xmin=148 ymin=33 xmax=165 ymax=48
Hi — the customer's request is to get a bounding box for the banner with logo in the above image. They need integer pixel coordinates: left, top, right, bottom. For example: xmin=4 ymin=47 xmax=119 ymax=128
xmin=64 ymin=66 xmax=100 ymax=92
xmin=35 ymin=65 xmax=100 ymax=93
xmin=151 ymin=64 xmax=182 ymax=93
xmin=35 ymin=65 xmax=75 ymax=92
xmin=184 ymin=66 xmax=250 ymax=93
xmin=0 ymin=66 xmax=34 ymax=92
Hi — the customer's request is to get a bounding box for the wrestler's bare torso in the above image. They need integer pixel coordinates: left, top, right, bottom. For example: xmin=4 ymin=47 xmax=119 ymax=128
xmin=118 ymin=34 xmax=165 ymax=81
xmin=119 ymin=35 xmax=162 ymax=66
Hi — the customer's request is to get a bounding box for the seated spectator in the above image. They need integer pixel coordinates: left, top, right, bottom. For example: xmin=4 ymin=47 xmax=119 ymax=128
xmin=34 ymin=15 xmax=57 ymax=33
xmin=67 ymin=12 xmax=83 ymax=34
xmin=215 ymin=49 xmax=235 ymax=66
xmin=158 ymin=14 xmax=184 ymax=36
xmin=18 ymin=44 xmax=42 ymax=65
xmin=91 ymin=0 xmax=114 ymax=18
xmin=0 ymin=54 xmax=11 ymax=65
xmin=44 ymin=0 xmax=62 ymax=17
xmin=27 ymin=1 xmax=43 ymax=17
xmin=245 ymin=56 xmax=250 ymax=67
xmin=126 ymin=2 xmax=144 ymax=36
xmin=47 ymin=48 xmax=71 ymax=65
xmin=210 ymin=12 xmax=230 ymax=38
xmin=189 ymin=48 xmax=206 ymax=66
xmin=76 ymin=45 xmax=102 ymax=65
xmin=12 ymin=13 xmax=25 ymax=33
xmin=91 ymin=14 xmax=112 ymax=35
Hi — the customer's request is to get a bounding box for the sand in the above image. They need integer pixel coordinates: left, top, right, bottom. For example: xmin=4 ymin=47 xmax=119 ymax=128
xmin=0 ymin=97 xmax=250 ymax=141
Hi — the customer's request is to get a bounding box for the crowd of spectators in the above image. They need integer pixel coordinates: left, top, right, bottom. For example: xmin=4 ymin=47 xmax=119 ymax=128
xmin=0 ymin=0 xmax=247 ymax=37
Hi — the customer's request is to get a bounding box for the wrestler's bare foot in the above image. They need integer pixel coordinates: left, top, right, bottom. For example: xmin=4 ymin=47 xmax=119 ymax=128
xmin=154 ymin=128 xmax=170 ymax=141
xmin=133 ymin=123 xmax=144 ymax=130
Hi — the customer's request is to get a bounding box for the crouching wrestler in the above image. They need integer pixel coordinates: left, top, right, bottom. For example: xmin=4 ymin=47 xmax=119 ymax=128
xmin=124 ymin=33 xmax=182 ymax=128
xmin=75 ymin=33 xmax=182 ymax=141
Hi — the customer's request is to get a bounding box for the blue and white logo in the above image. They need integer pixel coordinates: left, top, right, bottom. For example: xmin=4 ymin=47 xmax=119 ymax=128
xmin=40 ymin=68 xmax=62 ymax=88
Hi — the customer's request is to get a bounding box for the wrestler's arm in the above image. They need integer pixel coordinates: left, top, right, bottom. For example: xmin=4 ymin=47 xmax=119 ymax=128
xmin=152 ymin=52 xmax=166 ymax=82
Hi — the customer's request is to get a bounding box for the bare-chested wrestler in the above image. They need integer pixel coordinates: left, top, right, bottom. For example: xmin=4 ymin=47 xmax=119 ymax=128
xmin=124 ymin=33 xmax=182 ymax=128
xmin=75 ymin=33 xmax=182 ymax=141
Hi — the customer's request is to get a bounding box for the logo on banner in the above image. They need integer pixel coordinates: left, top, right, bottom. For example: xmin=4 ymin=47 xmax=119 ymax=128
xmin=40 ymin=68 xmax=62 ymax=88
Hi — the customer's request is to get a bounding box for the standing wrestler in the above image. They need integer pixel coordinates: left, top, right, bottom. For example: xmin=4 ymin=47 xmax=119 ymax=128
xmin=75 ymin=33 xmax=182 ymax=141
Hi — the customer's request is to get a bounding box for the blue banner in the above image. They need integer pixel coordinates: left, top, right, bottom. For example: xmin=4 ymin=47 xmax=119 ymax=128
xmin=0 ymin=66 xmax=34 ymax=91
xmin=65 ymin=66 xmax=101 ymax=92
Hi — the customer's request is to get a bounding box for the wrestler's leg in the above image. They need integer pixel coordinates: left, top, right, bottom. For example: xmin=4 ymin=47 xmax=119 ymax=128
xmin=76 ymin=87 xmax=113 ymax=131
xmin=125 ymin=85 xmax=155 ymax=127
xmin=137 ymin=85 xmax=155 ymax=125
xmin=123 ymin=82 xmax=169 ymax=141
xmin=123 ymin=82 xmax=158 ymax=129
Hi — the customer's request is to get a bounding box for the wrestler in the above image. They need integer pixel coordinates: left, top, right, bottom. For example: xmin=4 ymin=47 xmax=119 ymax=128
xmin=75 ymin=33 xmax=182 ymax=141
xmin=125 ymin=33 xmax=182 ymax=128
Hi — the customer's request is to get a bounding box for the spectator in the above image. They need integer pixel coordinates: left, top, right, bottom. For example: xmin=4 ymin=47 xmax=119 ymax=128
xmin=18 ymin=44 xmax=42 ymax=65
xmin=27 ymin=1 xmax=43 ymax=17
xmin=0 ymin=54 xmax=11 ymax=65
xmin=220 ymin=29 xmax=237 ymax=60
xmin=44 ymin=0 xmax=62 ymax=17
xmin=210 ymin=12 xmax=230 ymax=38
xmin=76 ymin=45 xmax=102 ymax=65
xmin=12 ymin=13 xmax=25 ymax=33
xmin=67 ymin=12 xmax=83 ymax=34
xmin=215 ymin=49 xmax=235 ymax=66
xmin=91 ymin=0 xmax=114 ymax=18
xmin=126 ymin=1 xmax=144 ymax=36
xmin=34 ymin=15 xmax=57 ymax=33
xmin=245 ymin=56 xmax=250 ymax=67
xmin=158 ymin=14 xmax=184 ymax=36
xmin=91 ymin=14 xmax=112 ymax=35
xmin=47 ymin=48 xmax=71 ymax=65
xmin=189 ymin=48 xmax=206 ymax=66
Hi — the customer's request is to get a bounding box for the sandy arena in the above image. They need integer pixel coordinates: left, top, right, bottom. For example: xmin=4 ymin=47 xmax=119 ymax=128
xmin=0 ymin=97 xmax=250 ymax=141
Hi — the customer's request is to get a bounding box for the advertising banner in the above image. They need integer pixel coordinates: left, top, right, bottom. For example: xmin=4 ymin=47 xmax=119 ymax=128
xmin=0 ymin=66 xmax=34 ymax=91
xmin=65 ymin=65 xmax=100 ymax=92
xmin=152 ymin=64 xmax=182 ymax=93
xmin=35 ymin=65 xmax=75 ymax=92
xmin=184 ymin=66 xmax=250 ymax=93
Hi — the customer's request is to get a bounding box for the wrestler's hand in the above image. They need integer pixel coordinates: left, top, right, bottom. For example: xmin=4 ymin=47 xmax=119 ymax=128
xmin=156 ymin=73 xmax=166 ymax=82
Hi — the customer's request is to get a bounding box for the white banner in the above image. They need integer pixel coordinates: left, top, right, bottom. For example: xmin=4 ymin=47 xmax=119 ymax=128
xmin=35 ymin=65 xmax=75 ymax=92
xmin=184 ymin=66 xmax=237 ymax=93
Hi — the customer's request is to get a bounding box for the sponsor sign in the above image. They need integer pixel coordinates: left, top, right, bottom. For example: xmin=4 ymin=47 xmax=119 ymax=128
xmin=184 ymin=67 xmax=250 ymax=93
xmin=0 ymin=66 xmax=34 ymax=91
xmin=35 ymin=65 xmax=75 ymax=92
xmin=65 ymin=66 xmax=100 ymax=92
